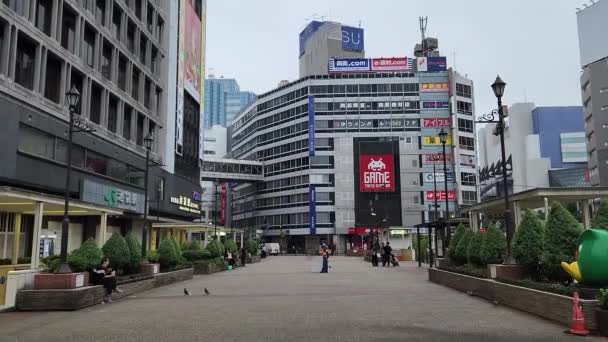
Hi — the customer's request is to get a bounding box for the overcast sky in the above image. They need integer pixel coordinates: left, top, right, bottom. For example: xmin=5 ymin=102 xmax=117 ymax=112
xmin=206 ymin=0 xmax=586 ymax=114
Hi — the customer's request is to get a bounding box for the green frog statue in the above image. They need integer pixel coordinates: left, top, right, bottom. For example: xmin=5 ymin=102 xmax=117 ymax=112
xmin=561 ymin=229 xmax=608 ymax=286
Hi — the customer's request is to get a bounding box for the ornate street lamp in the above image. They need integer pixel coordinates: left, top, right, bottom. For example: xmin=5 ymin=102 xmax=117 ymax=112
xmin=141 ymin=134 xmax=154 ymax=260
xmin=438 ymin=128 xmax=452 ymax=247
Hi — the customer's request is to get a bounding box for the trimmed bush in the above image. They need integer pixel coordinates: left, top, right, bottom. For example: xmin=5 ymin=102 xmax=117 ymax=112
xmin=542 ymin=202 xmax=583 ymax=281
xmin=182 ymin=250 xmax=204 ymax=261
xmin=102 ymin=234 xmax=130 ymax=271
xmin=67 ymin=238 xmax=103 ymax=272
xmin=413 ymin=234 xmax=429 ymax=262
xmin=42 ymin=255 xmax=61 ymax=273
xmin=513 ymin=209 xmax=545 ymax=273
xmin=246 ymin=240 xmax=259 ymax=255
xmin=467 ymin=231 xmax=484 ymax=266
xmin=201 ymin=249 xmax=212 ymax=259
xmin=448 ymin=224 xmax=468 ymax=260
xmin=187 ymin=240 xmax=203 ymax=251
xmin=592 ymin=199 xmax=608 ymax=230
xmin=454 ymin=230 xmax=473 ymax=264
xmin=223 ymin=239 xmax=238 ymax=253
xmin=148 ymin=251 xmax=159 ymax=263
xmin=170 ymin=238 xmax=182 ymax=261
xmin=158 ymin=238 xmax=179 ymax=268
xmin=124 ymin=233 xmax=142 ymax=271
xmin=205 ymin=239 xmax=225 ymax=258
xmin=480 ymin=224 xmax=506 ymax=265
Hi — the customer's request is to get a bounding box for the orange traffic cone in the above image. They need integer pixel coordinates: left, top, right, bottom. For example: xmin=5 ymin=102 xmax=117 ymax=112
xmin=567 ymin=291 xmax=589 ymax=336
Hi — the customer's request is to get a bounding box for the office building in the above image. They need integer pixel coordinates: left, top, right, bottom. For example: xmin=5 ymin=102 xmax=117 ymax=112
xmin=204 ymin=77 xmax=256 ymax=128
xmin=478 ymin=103 xmax=587 ymax=202
xmin=577 ymin=0 xmax=608 ymax=186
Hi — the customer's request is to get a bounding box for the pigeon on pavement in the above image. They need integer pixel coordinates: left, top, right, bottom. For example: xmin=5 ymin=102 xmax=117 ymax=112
xmin=184 ymin=288 xmax=191 ymax=296
xmin=204 ymin=288 xmax=210 ymax=295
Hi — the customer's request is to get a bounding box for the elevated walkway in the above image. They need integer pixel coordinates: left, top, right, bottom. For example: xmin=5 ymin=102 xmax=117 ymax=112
xmin=201 ymin=157 xmax=264 ymax=183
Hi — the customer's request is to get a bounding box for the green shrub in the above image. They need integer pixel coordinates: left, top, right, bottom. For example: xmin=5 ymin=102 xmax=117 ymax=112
xmin=496 ymin=278 xmax=575 ymax=297
xmin=170 ymin=238 xmax=182 ymax=262
xmin=448 ymin=224 xmax=468 ymax=260
xmin=42 ymin=255 xmax=61 ymax=273
xmin=182 ymin=250 xmax=204 ymax=261
xmin=439 ymin=264 xmax=487 ymax=278
xmin=148 ymin=251 xmax=160 ymax=263
xmin=542 ymin=202 xmax=583 ymax=281
xmin=467 ymin=231 xmax=484 ymax=266
xmin=205 ymin=239 xmax=225 ymax=258
xmin=480 ymin=224 xmax=506 ymax=265
xmin=201 ymin=249 xmax=212 ymax=259
xmin=67 ymin=238 xmax=103 ymax=272
xmin=246 ymin=239 xmax=259 ymax=255
xmin=454 ymin=230 xmax=473 ymax=264
xmin=187 ymin=240 xmax=203 ymax=251
xmin=17 ymin=257 xmax=31 ymax=264
xmin=592 ymin=199 xmax=608 ymax=230
xmin=124 ymin=233 xmax=142 ymax=271
xmin=158 ymin=238 xmax=179 ymax=268
xmin=192 ymin=257 xmax=225 ymax=267
xmin=102 ymin=234 xmax=130 ymax=271
xmin=413 ymin=234 xmax=429 ymax=262
xmin=223 ymin=239 xmax=238 ymax=253
xmin=513 ymin=209 xmax=545 ymax=273
xmin=599 ymin=289 xmax=608 ymax=310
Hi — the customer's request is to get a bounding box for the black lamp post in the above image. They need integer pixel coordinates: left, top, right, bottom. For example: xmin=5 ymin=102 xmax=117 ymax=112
xmin=438 ymin=128 xmax=451 ymax=247
xmin=141 ymin=134 xmax=153 ymax=260
xmin=57 ymin=86 xmax=81 ymax=273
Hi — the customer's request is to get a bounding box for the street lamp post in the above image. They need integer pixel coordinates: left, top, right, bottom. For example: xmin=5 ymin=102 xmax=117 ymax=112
xmin=141 ymin=134 xmax=154 ymax=260
xmin=214 ymin=181 xmax=219 ymax=238
xmin=57 ymin=86 xmax=82 ymax=273
xmin=476 ymin=76 xmax=512 ymax=262
xmin=438 ymin=128 xmax=451 ymax=247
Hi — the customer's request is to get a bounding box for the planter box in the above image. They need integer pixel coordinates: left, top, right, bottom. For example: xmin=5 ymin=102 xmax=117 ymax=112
xmin=34 ymin=272 xmax=89 ymax=289
xmin=429 ymin=268 xmax=599 ymax=330
xmin=139 ymin=263 xmax=160 ymax=276
xmin=487 ymin=264 xmax=528 ymax=280
xmin=192 ymin=263 xmax=224 ymax=275
xmin=153 ymin=268 xmax=193 ymax=288
xmin=17 ymin=286 xmax=104 ymax=311
xmin=247 ymin=255 xmax=261 ymax=263
xmin=597 ymin=309 xmax=608 ymax=337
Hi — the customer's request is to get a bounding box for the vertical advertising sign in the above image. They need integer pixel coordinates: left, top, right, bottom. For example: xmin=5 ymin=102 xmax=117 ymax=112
xmin=309 ymin=185 xmax=316 ymax=235
xmin=184 ymin=0 xmax=203 ymax=103
xmin=308 ymin=96 xmax=315 ymax=156
xmin=359 ymin=154 xmax=396 ymax=192
xmin=220 ymin=183 xmax=227 ymax=226
xmin=299 ymin=21 xmax=323 ymax=56
xmin=342 ymin=26 xmax=364 ymax=51
xmin=175 ymin=0 xmax=186 ymax=155
xmin=198 ymin=0 xmax=207 ymax=161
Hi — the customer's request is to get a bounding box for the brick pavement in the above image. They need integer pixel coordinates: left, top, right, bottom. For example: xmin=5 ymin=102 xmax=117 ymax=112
xmin=0 ymin=256 xmax=601 ymax=342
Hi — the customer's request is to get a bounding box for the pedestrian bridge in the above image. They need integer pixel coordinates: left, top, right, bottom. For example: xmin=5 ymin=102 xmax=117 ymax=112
xmin=201 ymin=157 xmax=264 ymax=182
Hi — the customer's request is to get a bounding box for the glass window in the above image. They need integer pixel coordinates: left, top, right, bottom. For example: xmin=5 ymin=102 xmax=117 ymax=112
xmin=459 ymin=136 xmax=475 ymax=151
xmin=112 ymin=6 xmax=122 ymax=40
xmin=123 ymin=106 xmax=132 ymax=139
xmin=89 ymin=84 xmax=102 ymax=124
xmin=461 ymin=173 xmax=477 ymax=186
xmin=139 ymin=37 xmax=147 ymax=65
xmin=54 ymin=140 xmax=85 ymax=167
xmin=70 ymin=70 xmax=84 ymax=114
xmin=136 ymin=113 xmax=144 ymax=146
xmin=44 ymin=53 xmax=62 ymax=103
xmin=95 ymin=0 xmax=105 ymax=26
xmin=82 ymin=26 xmax=96 ymax=68
xmin=458 ymin=118 xmax=474 ymax=133
xmin=101 ymin=42 xmax=112 ymax=80
xmin=126 ymin=21 xmax=135 ymax=53
xmin=36 ymin=0 xmax=53 ymax=36
xmin=108 ymin=159 xmax=128 ymax=181
xmin=131 ymin=68 xmax=140 ymax=101
xmin=61 ymin=7 xmax=77 ymax=53
xmin=128 ymin=166 xmax=144 ymax=186
xmin=108 ymin=96 xmax=118 ymax=133
xmin=15 ymin=34 xmax=37 ymax=90
xmin=85 ymin=151 xmax=108 ymax=175
xmin=18 ymin=125 xmax=54 ymax=159
xmin=118 ymin=56 xmax=127 ymax=91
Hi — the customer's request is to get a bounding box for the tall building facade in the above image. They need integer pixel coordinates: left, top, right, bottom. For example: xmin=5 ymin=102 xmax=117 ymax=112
xmin=577 ymin=0 xmax=608 ymax=186
xmin=204 ymin=77 xmax=255 ymax=128
xmin=0 ymin=0 xmax=206 ymax=265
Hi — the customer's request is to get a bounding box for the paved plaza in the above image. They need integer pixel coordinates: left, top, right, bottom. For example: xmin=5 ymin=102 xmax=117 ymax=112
xmin=0 ymin=257 xmax=601 ymax=342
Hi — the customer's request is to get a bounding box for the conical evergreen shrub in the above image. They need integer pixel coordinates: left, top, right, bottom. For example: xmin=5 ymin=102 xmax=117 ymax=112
xmin=205 ymin=239 xmax=225 ymax=258
xmin=124 ymin=232 xmax=142 ymax=271
xmin=512 ymin=209 xmax=545 ymax=273
xmin=592 ymin=199 xmax=608 ymax=230
xmin=67 ymin=238 xmax=103 ymax=272
xmin=542 ymin=202 xmax=583 ymax=281
xmin=454 ymin=230 xmax=474 ymax=264
xmin=102 ymin=234 xmax=130 ymax=271
xmin=158 ymin=238 xmax=179 ymax=268
xmin=467 ymin=231 xmax=484 ymax=266
xmin=223 ymin=239 xmax=238 ymax=253
xmin=480 ymin=224 xmax=507 ymax=265
xmin=448 ymin=224 xmax=468 ymax=260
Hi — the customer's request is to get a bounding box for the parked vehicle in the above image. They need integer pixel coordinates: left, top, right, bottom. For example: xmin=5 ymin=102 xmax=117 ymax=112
xmin=262 ymin=243 xmax=280 ymax=256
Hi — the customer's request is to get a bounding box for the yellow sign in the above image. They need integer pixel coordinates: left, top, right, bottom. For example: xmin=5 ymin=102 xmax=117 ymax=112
xmin=421 ymin=82 xmax=449 ymax=92
xmin=423 ymin=135 xmax=452 ymax=146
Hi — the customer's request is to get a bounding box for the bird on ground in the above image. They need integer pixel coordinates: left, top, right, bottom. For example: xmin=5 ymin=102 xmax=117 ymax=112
xmin=204 ymin=288 xmax=210 ymax=295
xmin=184 ymin=288 xmax=191 ymax=296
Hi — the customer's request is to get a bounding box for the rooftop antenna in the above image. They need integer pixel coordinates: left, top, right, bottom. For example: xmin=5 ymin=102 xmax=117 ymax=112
xmin=419 ymin=16 xmax=428 ymax=57
xmin=358 ymin=20 xmax=362 ymax=28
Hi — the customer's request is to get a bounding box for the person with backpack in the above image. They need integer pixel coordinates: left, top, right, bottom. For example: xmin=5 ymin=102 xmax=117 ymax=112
xmin=382 ymin=242 xmax=392 ymax=267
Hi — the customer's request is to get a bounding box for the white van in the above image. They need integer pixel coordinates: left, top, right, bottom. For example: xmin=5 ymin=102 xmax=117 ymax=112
xmin=263 ymin=243 xmax=280 ymax=256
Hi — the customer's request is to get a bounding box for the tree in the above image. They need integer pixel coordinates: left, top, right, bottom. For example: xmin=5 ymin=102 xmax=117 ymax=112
xmin=205 ymin=239 xmax=225 ymax=258
xmin=67 ymin=238 xmax=103 ymax=272
xmin=591 ymin=199 xmax=608 ymax=230
xmin=448 ymin=224 xmax=468 ymax=260
xmin=480 ymin=224 xmax=507 ymax=265
xmin=512 ymin=209 xmax=545 ymax=274
xmin=223 ymin=239 xmax=238 ymax=253
xmin=158 ymin=238 xmax=179 ymax=268
xmin=454 ymin=230 xmax=474 ymax=264
xmin=467 ymin=231 xmax=484 ymax=266
xmin=102 ymin=234 xmax=130 ymax=271
xmin=542 ymin=202 xmax=583 ymax=281
xmin=124 ymin=233 xmax=142 ymax=271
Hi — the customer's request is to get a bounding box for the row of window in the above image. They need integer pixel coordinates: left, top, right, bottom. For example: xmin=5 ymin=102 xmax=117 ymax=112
xmin=455 ymin=83 xmax=472 ymax=98
xmin=254 ymin=192 xmax=334 ymax=211
xmin=310 ymin=83 xmax=420 ymax=95
xmin=18 ymin=124 xmax=145 ymax=186
xmin=256 ymin=138 xmax=333 ymax=162
xmin=316 ymin=100 xmax=421 ymax=112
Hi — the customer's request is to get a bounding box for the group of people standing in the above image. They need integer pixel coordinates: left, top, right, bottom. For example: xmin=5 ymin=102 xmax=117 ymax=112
xmin=371 ymin=241 xmax=395 ymax=267
xmin=224 ymin=248 xmax=249 ymax=268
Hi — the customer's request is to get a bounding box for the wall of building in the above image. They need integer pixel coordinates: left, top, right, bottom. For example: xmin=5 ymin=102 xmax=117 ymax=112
xmin=532 ymin=106 xmax=585 ymax=169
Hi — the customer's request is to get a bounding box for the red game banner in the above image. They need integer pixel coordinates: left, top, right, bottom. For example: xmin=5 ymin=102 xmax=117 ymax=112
xmin=359 ymin=154 xmax=395 ymax=192
xmin=423 ymin=118 xmax=451 ymax=127
xmin=426 ymin=190 xmax=457 ymax=201
xmin=220 ymin=184 xmax=227 ymax=225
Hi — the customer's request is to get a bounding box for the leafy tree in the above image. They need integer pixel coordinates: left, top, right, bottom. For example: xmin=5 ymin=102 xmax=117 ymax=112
xmin=454 ymin=230 xmax=474 ymax=264
xmin=467 ymin=231 xmax=484 ymax=266
xmin=414 ymin=234 xmax=429 ymax=263
xmin=542 ymin=202 xmax=583 ymax=281
xmin=591 ymin=199 xmax=608 ymax=230
xmin=102 ymin=234 xmax=130 ymax=271
xmin=448 ymin=224 xmax=468 ymax=260
xmin=480 ymin=224 xmax=507 ymax=265
xmin=158 ymin=238 xmax=179 ymax=268
xmin=67 ymin=238 xmax=103 ymax=272
xmin=124 ymin=233 xmax=142 ymax=271
xmin=223 ymin=239 xmax=238 ymax=253
xmin=512 ymin=209 xmax=545 ymax=274
xmin=205 ymin=239 xmax=225 ymax=258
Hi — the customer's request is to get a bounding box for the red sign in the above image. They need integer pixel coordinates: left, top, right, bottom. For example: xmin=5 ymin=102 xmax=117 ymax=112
xmin=348 ymin=227 xmax=382 ymax=235
xmin=426 ymin=191 xmax=457 ymax=201
xmin=220 ymin=184 xmax=227 ymax=225
xmin=423 ymin=118 xmax=451 ymax=127
xmin=424 ymin=153 xmax=453 ymax=164
xmin=359 ymin=154 xmax=395 ymax=192
xmin=371 ymin=57 xmax=411 ymax=72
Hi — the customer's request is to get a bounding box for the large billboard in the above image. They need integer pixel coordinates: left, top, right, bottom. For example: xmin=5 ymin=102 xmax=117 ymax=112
xmin=329 ymin=58 xmax=371 ymax=73
xmin=421 ymin=82 xmax=449 ymax=92
xmin=359 ymin=154 xmax=395 ymax=192
xmin=199 ymin=0 xmax=207 ymax=161
xmin=371 ymin=57 xmax=413 ymax=72
xmin=423 ymin=135 xmax=452 ymax=146
xmin=300 ymin=21 xmax=323 ymax=57
xmin=426 ymin=190 xmax=457 ymax=201
xmin=184 ymin=0 xmax=203 ymax=103
xmin=577 ymin=1 xmax=608 ymax=66
xmin=329 ymin=57 xmax=413 ymax=74
xmin=417 ymin=57 xmax=447 ymax=72
xmin=423 ymin=117 xmax=450 ymax=127
xmin=342 ymin=25 xmax=364 ymax=51
xmin=175 ymin=0 xmax=187 ymax=155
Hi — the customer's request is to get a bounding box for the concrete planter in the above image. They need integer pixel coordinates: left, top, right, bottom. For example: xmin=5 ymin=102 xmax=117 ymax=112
xmin=192 ymin=263 xmax=224 ymax=275
xmin=487 ymin=264 xmax=528 ymax=280
xmin=139 ymin=263 xmax=160 ymax=276
xmin=597 ymin=308 xmax=608 ymax=336
xmin=429 ymin=268 xmax=600 ymax=331
xmin=34 ymin=272 xmax=89 ymax=289
xmin=247 ymin=255 xmax=261 ymax=263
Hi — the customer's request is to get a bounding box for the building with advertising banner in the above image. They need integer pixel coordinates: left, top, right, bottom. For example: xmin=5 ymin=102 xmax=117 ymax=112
xmin=0 ymin=0 xmax=208 ymax=292
xmin=229 ymin=27 xmax=477 ymax=254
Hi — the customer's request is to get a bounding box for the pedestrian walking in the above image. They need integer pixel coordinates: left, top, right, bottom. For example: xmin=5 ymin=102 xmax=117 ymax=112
xmin=240 ymin=247 xmax=247 ymax=267
xmin=382 ymin=242 xmax=392 ymax=267
xmin=371 ymin=241 xmax=380 ymax=267
xmin=320 ymin=244 xmax=329 ymax=273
